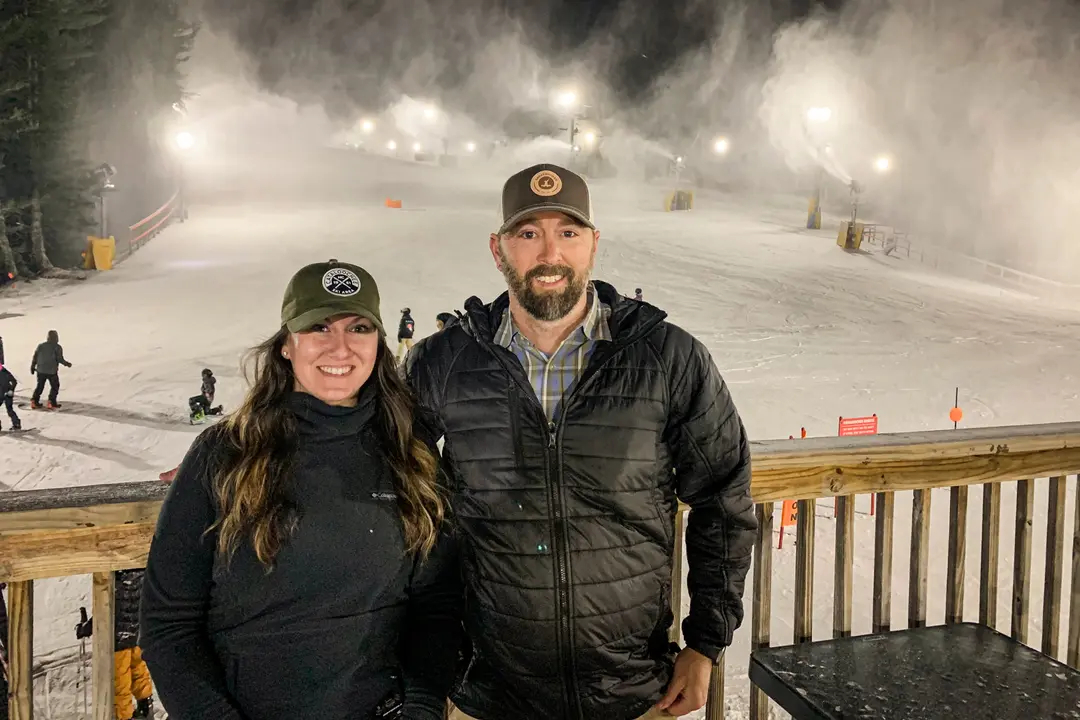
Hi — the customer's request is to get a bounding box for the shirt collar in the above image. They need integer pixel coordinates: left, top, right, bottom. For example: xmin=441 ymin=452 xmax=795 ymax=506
xmin=494 ymin=282 xmax=611 ymax=349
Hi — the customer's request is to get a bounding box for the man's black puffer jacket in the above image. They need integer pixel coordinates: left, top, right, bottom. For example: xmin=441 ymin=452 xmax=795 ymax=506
xmin=405 ymin=281 xmax=756 ymax=720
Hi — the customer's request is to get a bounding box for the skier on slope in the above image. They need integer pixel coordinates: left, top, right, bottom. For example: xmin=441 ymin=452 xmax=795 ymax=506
xmin=188 ymin=368 xmax=223 ymax=424
xmin=30 ymin=330 xmax=72 ymax=409
xmin=0 ymin=363 xmax=21 ymax=431
xmin=396 ymin=307 xmax=415 ymax=361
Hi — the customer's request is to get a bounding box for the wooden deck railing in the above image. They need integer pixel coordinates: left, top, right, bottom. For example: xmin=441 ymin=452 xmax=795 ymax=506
xmin=3 ymin=422 xmax=1080 ymax=719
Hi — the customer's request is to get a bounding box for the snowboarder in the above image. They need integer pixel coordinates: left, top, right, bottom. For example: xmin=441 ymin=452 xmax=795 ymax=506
xmin=435 ymin=312 xmax=457 ymax=332
xmin=30 ymin=330 xmax=72 ymax=409
xmin=188 ymin=368 xmax=223 ymax=424
xmin=74 ymin=570 xmax=156 ymax=720
xmin=0 ymin=363 xmax=21 ymax=431
xmin=396 ymin=307 xmax=415 ymax=361
xmin=634 ymin=288 xmax=643 ymax=301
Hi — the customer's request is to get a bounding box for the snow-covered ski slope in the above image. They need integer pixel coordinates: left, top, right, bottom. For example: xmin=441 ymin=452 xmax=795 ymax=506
xmin=2 ymin=147 xmax=1078 ymax=717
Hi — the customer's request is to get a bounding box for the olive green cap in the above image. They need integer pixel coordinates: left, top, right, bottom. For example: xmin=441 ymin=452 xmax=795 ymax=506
xmin=281 ymin=259 xmax=384 ymax=334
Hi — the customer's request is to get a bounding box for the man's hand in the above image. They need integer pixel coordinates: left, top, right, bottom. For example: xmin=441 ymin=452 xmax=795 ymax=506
xmin=655 ymin=647 xmax=713 ymax=716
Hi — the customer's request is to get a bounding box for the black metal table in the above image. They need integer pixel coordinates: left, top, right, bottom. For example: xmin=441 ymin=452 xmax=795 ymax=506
xmin=749 ymin=623 xmax=1080 ymax=719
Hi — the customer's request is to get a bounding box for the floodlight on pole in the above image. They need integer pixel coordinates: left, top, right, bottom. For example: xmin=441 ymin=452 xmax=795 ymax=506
xmin=465 ymin=141 xmax=477 ymax=153
xmin=413 ymin=142 xmax=423 ymax=152
xmin=713 ymin=137 xmax=730 ymax=155
xmin=806 ymin=107 xmax=832 ymax=123
xmin=175 ymin=131 xmax=195 ymax=150
xmin=557 ymin=90 xmax=578 ymax=109
xmin=874 ymin=155 xmax=892 ymax=173
xmin=387 ymin=140 xmax=397 ymax=150
xmin=584 ymin=131 xmax=596 ymax=144
xmin=423 ymin=105 xmax=438 ymax=121
xmin=361 ymin=119 xmax=375 ymax=133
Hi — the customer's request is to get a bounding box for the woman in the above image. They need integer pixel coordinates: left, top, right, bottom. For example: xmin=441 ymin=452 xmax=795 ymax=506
xmin=140 ymin=260 xmax=461 ymax=720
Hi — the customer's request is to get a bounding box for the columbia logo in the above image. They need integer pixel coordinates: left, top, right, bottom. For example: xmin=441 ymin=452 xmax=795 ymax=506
xmin=370 ymin=491 xmax=396 ymax=501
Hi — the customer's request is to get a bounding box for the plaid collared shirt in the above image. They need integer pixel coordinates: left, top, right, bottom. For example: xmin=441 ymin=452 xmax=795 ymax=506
xmin=494 ymin=283 xmax=613 ymax=422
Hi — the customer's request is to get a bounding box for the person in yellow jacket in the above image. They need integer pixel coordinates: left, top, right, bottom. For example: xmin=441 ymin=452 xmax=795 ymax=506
xmin=76 ymin=569 xmax=155 ymax=719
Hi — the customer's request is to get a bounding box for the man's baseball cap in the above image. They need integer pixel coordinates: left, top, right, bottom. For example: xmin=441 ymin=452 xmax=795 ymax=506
xmin=498 ymin=163 xmax=595 ymax=235
xmin=280 ymin=259 xmax=384 ymax=334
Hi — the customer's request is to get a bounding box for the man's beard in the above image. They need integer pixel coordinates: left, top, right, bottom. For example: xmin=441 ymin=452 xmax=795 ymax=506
xmin=498 ymin=245 xmax=593 ymax=322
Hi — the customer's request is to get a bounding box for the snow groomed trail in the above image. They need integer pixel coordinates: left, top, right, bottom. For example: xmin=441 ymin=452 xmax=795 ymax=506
xmin=2 ymin=147 xmax=1078 ymax=717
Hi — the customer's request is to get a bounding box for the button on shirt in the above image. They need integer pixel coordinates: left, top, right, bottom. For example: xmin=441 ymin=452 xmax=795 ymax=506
xmin=494 ymin=283 xmax=613 ymax=421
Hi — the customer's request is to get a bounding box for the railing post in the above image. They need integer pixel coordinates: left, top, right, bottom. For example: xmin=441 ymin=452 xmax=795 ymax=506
xmin=794 ymin=499 xmax=815 ymax=644
xmin=833 ymin=496 xmax=853 ymax=638
xmin=1068 ymin=474 xmax=1080 ymax=668
xmin=705 ymin=655 xmax=724 ymax=720
xmin=872 ymin=492 xmax=894 ymax=633
xmin=92 ymin=572 xmax=116 ymax=720
xmin=980 ymin=483 xmax=1002 ymax=629
xmin=909 ymin=489 xmax=931 ymax=628
xmin=946 ymin=486 xmax=968 ymax=624
xmin=750 ymin=503 xmax=773 ymax=720
xmin=8 ymin=580 xmax=33 ymax=720
xmin=669 ymin=509 xmax=685 ymax=647
xmin=1043 ymin=477 xmax=1066 ymax=658
xmin=1013 ymin=479 xmax=1034 ymax=644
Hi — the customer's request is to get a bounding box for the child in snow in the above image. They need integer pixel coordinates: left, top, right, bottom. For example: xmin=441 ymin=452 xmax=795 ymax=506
xmin=396 ymin=307 xmax=415 ymax=360
xmin=0 ymin=363 xmax=21 ymax=431
xmin=30 ymin=330 xmax=72 ymax=409
xmin=75 ymin=570 xmax=156 ymax=720
xmin=188 ymin=368 xmax=223 ymax=424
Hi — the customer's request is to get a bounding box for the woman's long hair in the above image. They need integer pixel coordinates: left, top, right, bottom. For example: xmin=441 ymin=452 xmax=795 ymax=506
xmin=208 ymin=328 xmax=445 ymax=567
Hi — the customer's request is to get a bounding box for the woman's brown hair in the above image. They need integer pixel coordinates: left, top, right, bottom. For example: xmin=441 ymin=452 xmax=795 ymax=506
xmin=208 ymin=327 xmax=444 ymax=566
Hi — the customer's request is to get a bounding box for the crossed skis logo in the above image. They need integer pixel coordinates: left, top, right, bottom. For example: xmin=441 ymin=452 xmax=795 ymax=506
xmin=322 ymin=268 xmax=361 ymax=296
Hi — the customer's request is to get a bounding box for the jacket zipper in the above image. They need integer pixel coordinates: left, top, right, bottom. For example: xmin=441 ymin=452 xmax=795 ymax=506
xmin=473 ymin=313 xmax=665 ymax=719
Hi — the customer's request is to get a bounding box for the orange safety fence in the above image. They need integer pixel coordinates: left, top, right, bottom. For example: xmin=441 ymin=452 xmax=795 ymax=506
xmin=128 ymin=191 xmax=180 ymax=250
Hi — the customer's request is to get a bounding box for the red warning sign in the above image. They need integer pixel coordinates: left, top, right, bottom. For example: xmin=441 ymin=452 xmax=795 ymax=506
xmin=838 ymin=414 xmax=878 ymax=436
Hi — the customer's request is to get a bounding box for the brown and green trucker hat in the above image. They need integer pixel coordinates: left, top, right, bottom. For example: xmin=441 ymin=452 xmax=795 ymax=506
xmin=280 ymin=259 xmax=384 ymax=334
xmin=498 ymin=163 xmax=595 ymax=235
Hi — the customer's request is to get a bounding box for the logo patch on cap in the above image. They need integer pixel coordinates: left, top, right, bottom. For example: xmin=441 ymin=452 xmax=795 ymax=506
xmin=530 ymin=170 xmax=562 ymax=197
xmin=322 ymin=268 xmax=361 ymax=296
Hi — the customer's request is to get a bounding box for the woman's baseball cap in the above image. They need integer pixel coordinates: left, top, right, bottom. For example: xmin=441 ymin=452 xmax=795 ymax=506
xmin=280 ymin=259 xmax=384 ymax=334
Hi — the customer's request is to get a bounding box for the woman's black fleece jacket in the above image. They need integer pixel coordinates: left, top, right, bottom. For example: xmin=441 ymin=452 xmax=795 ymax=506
xmin=139 ymin=387 xmax=462 ymax=720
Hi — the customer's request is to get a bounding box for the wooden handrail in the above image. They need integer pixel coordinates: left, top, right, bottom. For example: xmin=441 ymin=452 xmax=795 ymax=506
xmin=4 ymin=421 xmax=1080 ymax=720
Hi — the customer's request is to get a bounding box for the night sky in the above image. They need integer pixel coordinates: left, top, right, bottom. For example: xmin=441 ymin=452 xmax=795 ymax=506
xmin=201 ymin=0 xmax=846 ymax=116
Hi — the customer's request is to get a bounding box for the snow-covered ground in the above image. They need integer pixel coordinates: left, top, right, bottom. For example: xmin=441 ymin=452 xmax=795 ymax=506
xmin=2 ymin=147 xmax=1078 ymax=718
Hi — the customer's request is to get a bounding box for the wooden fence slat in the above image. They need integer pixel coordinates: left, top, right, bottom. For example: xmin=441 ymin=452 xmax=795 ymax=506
xmin=750 ymin=503 xmax=773 ymax=720
xmin=946 ymin=486 xmax=968 ymax=624
xmin=92 ymin=572 xmax=116 ymax=720
xmin=794 ymin=499 xmax=816 ymax=644
xmin=1043 ymin=477 xmax=1067 ymax=658
xmin=1012 ymin=478 xmax=1035 ymax=644
xmin=705 ymin=655 xmax=724 ymax=720
xmin=980 ymin=482 xmax=1002 ymax=629
xmin=909 ymin=489 xmax=931 ymax=628
xmin=8 ymin=580 xmax=33 ymax=720
xmin=834 ymin=495 xmax=854 ymax=638
xmin=669 ymin=509 xmax=686 ymax=646
xmin=1067 ymin=475 xmax=1079 ymax=668
xmin=872 ymin=492 xmax=894 ymax=633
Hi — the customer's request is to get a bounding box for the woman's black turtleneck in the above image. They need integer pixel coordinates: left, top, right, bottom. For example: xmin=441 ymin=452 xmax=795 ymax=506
xmin=140 ymin=384 xmax=461 ymax=720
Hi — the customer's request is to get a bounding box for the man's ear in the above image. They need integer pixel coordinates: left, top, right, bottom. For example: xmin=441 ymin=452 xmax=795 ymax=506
xmin=489 ymin=233 xmax=503 ymax=269
xmin=591 ymin=228 xmax=600 ymax=254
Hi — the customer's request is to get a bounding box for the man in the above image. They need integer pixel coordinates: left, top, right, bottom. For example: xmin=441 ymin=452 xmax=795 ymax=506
xmin=435 ymin=312 xmax=457 ymax=332
xmin=405 ymin=163 xmax=756 ymax=720
xmin=397 ymin=307 xmax=416 ymax=360
xmin=30 ymin=329 xmax=72 ymax=409
xmin=0 ymin=363 xmax=22 ymax=431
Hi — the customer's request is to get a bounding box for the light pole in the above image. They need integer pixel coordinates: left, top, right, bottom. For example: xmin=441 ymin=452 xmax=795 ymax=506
xmin=173 ymin=131 xmax=195 ymax=221
xmin=804 ymin=107 xmax=832 ymax=229
xmin=92 ymin=163 xmax=116 ymax=237
xmin=556 ymin=89 xmax=581 ymax=161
